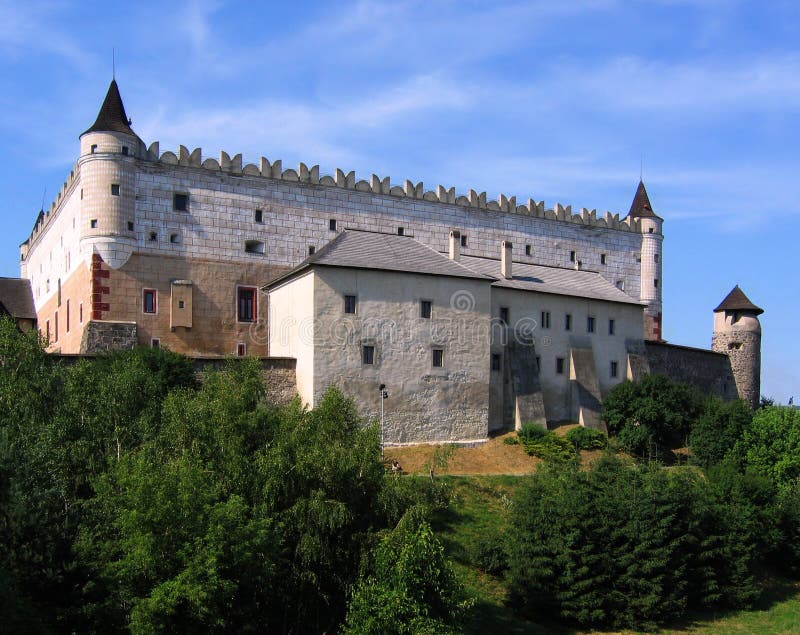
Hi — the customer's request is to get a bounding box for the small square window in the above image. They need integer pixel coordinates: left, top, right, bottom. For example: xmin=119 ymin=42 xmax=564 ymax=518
xmin=255 ymin=209 xmax=263 ymax=223
xmin=151 ymin=338 xmax=160 ymax=348
xmin=648 ymin=227 xmax=654 ymax=233
xmin=610 ymin=361 xmax=619 ymax=378
xmin=397 ymin=227 xmax=404 ymax=236
xmin=111 ymin=184 xmax=120 ymax=198
xmin=90 ymin=219 xmax=98 ymax=229
xmin=122 ymin=146 xmax=129 ymax=155
xmin=237 ymin=287 xmax=257 ymax=322
xmin=499 ymin=307 xmax=509 ymax=324
xmin=362 ymin=345 xmax=375 ymax=365
xmin=541 ymin=311 xmax=551 ymax=329
xmin=654 ymin=278 xmax=659 ymax=288
xmin=173 ymin=193 xmax=188 ymax=212
xmin=587 ymin=316 xmax=596 ymax=333
xmin=344 ymin=295 xmax=357 ymax=314
xmin=525 ymin=244 xmax=531 ymax=256
xmin=616 ymin=280 xmax=625 ymax=291
xmin=420 ymin=300 xmax=432 ymax=319
xmin=329 ymin=218 xmax=337 ymax=231
xmin=460 ymin=234 xmax=467 ymax=247
xmin=127 ymin=221 xmax=134 ymax=231
xmin=143 ymin=289 xmax=157 ymax=314
xmin=149 ymin=231 xmax=158 ymax=241
xmin=237 ymin=343 xmax=247 ymax=357
xmin=556 ymin=357 xmax=565 ymax=375
xmin=609 ymin=319 xmax=616 ymax=336
xmin=654 ymin=253 xmax=659 ymax=263
xmin=565 ymin=314 xmax=572 ymax=331
xmin=90 ymin=144 xmax=97 ymax=154
xmin=601 ymin=253 xmax=607 ymax=265
xmin=178 ymin=300 xmax=185 ymax=309
xmin=570 ymin=250 xmax=576 ymax=262
xmin=491 ymin=354 xmax=501 ymax=371
xmin=308 ymin=245 xmax=316 ymax=256
xmin=432 ymin=348 xmax=444 ymax=368
xmin=170 ymin=233 xmax=179 ymax=244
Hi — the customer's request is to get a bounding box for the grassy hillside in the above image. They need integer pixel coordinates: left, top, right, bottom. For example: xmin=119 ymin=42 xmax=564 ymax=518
xmin=428 ymin=475 xmax=800 ymax=635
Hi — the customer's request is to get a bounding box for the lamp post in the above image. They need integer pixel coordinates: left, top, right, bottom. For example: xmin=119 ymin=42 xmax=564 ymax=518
xmin=379 ymin=383 xmax=388 ymax=460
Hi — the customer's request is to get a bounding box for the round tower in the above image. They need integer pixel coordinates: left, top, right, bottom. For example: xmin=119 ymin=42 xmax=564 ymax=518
xmin=712 ymin=285 xmax=763 ymax=409
xmin=627 ymin=180 xmax=663 ymax=341
xmin=78 ymin=79 xmax=145 ymax=269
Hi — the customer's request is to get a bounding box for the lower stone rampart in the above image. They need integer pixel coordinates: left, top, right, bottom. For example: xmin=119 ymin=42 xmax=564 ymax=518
xmin=644 ymin=341 xmax=736 ymax=400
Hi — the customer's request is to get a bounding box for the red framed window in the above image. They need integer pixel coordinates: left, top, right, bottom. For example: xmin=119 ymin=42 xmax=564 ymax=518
xmin=237 ymin=343 xmax=247 ymax=357
xmin=237 ymin=287 xmax=257 ymax=322
xmin=143 ymin=289 xmax=157 ymax=314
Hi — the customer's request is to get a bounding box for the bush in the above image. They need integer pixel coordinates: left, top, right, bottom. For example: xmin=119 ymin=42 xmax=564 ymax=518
xmin=602 ymin=375 xmax=705 ymax=458
xmin=566 ymin=426 xmax=607 ymax=450
xmin=729 ymin=406 xmax=800 ymax=489
xmin=472 ymin=534 xmax=508 ymax=575
xmin=503 ymin=436 xmax=519 ymax=445
xmin=689 ymin=398 xmax=753 ymax=468
xmin=516 ymin=427 xmax=576 ymax=464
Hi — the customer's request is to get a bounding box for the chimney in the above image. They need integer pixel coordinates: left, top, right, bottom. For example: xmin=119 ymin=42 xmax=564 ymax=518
xmin=449 ymin=230 xmax=461 ymax=261
xmin=501 ymin=241 xmax=513 ymax=279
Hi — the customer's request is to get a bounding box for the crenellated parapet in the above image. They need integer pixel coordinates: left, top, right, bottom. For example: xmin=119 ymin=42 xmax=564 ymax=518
xmin=23 ymin=161 xmax=82 ymax=251
xmin=147 ymin=142 xmax=639 ymax=233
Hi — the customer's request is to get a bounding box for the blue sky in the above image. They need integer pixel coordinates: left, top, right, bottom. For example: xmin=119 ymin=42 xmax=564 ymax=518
xmin=0 ymin=0 xmax=797 ymax=401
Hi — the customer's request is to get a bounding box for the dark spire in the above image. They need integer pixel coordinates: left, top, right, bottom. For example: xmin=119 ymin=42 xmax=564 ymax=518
xmin=627 ymin=180 xmax=660 ymax=219
xmin=81 ymin=79 xmax=137 ymax=137
xmin=714 ymin=285 xmax=764 ymax=315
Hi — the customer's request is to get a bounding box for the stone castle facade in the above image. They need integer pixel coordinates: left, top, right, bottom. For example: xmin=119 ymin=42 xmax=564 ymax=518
xmin=16 ymin=79 xmax=763 ymax=440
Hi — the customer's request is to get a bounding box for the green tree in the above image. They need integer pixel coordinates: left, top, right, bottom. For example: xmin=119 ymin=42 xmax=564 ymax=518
xmin=689 ymin=398 xmax=753 ymax=468
xmin=602 ymin=375 xmax=705 ymax=457
xmin=729 ymin=406 xmax=800 ymax=489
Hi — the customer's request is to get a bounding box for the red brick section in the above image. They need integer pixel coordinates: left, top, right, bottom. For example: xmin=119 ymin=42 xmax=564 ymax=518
xmin=90 ymin=253 xmax=111 ymax=320
xmin=645 ymin=312 xmax=663 ymax=342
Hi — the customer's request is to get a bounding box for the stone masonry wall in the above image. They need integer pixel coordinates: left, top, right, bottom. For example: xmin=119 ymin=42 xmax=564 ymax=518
xmin=80 ymin=320 xmax=137 ymax=353
xmin=192 ymin=357 xmax=297 ymax=405
xmin=645 ymin=341 xmax=736 ymax=400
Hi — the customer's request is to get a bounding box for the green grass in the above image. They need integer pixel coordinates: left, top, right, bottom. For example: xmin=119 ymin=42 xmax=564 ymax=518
xmin=427 ymin=474 xmax=800 ymax=635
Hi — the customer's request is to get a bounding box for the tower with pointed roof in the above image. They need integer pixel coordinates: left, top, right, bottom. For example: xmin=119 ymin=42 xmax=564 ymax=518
xmin=712 ymin=285 xmax=763 ymax=408
xmin=78 ymin=79 xmax=145 ymax=270
xmin=627 ymin=180 xmax=663 ymax=341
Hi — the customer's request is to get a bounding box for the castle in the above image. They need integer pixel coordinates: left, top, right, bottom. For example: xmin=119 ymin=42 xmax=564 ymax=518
xmin=14 ymin=79 xmax=764 ymax=442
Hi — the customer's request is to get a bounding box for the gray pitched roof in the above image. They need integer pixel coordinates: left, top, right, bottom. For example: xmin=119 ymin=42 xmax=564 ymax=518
xmin=460 ymin=256 xmax=643 ymax=306
xmin=264 ymin=230 xmax=493 ymax=289
xmin=0 ymin=278 xmax=36 ymax=319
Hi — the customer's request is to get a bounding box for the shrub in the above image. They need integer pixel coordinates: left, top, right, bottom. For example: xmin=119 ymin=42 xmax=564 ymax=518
xmin=602 ymin=375 xmax=705 ymax=458
xmin=689 ymin=398 xmax=753 ymax=468
xmin=472 ymin=534 xmax=508 ymax=575
xmin=503 ymin=436 xmax=519 ymax=446
xmin=516 ymin=427 xmax=576 ymax=464
xmin=729 ymin=406 xmax=800 ymax=489
xmin=566 ymin=426 xmax=607 ymax=450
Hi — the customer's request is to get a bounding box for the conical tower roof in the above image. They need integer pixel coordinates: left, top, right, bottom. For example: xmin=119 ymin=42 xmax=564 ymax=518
xmin=627 ymin=180 xmax=661 ymax=219
xmin=81 ymin=79 xmax=137 ymax=137
xmin=714 ymin=285 xmax=763 ymax=315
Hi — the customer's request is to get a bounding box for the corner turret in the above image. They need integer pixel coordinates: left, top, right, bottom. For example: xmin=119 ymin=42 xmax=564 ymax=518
xmin=627 ymin=180 xmax=663 ymax=341
xmin=77 ymin=79 xmax=142 ymax=269
xmin=712 ymin=285 xmax=763 ymax=409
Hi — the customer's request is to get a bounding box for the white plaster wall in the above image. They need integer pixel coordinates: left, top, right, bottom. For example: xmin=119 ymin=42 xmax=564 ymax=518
xmin=268 ymin=271 xmax=315 ymax=404
xmin=24 ymin=180 xmax=84 ymax=310
xmin=490 ymin=288 xmax=643 ymax=421
xmin=312 ymin=268 xmax=492 ymax=443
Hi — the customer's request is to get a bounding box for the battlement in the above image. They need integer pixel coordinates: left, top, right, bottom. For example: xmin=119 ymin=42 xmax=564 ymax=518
xmin=148 ymin=142 xmax=640 ymax=234
xmin=22 ymin=161 xmax=81 ymax=253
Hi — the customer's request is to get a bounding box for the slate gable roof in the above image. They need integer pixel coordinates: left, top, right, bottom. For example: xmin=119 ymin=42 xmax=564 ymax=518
xmin=0 ymin=278 xmax=36 ymax=320
xmin=265 ymin=230 xmax=644 ymax=306
xmin=714 ymin=285 xmax=764 ymax=315
xmin=81 ymin=79 xmax=138 ymax=137
xmin=461 ymin=256 xmax=643 ymax=306
xmin=264 ymin=230 xmax=493 ymax=289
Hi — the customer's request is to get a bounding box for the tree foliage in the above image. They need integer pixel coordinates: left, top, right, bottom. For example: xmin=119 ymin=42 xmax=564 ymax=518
xmin=602 ymin=375 xmax=705 ymax=457
xmin=0 ymin=318 xmax=459 ymax=634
